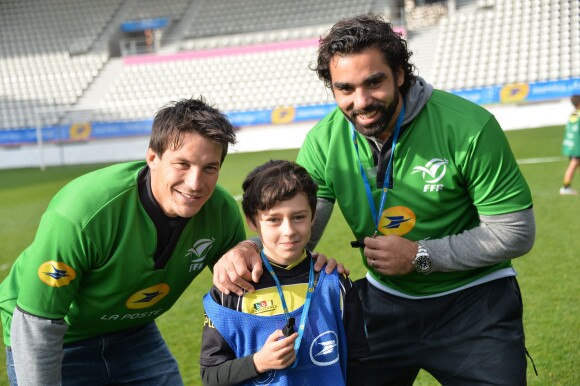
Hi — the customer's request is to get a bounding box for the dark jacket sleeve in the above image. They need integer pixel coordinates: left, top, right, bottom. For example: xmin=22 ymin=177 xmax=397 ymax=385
xmin=200 ymin=355 xmax=259 ymax=386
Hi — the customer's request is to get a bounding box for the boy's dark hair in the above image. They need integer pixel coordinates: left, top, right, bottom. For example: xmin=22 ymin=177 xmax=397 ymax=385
xmin=572 ymin=95 xmax=580 ymax=108
xmin=314 ymin=13 xmax=416 ymax=96
xmin=242 ymin=160 xmax=318 ymax=224
xmin=149 ymin=96 xmax=237 ymax=163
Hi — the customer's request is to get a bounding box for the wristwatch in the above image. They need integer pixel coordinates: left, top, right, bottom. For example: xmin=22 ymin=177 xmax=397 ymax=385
xmin=412 ymin=243 xmax=432 ymax=274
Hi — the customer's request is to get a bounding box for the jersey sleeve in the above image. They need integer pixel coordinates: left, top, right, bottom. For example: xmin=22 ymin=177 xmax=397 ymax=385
xmin=297 ymin=133 xmax=336 ymax=202
xmin=463 ymin=116 xmax=533 ymax=215
xmin=15 ymin=210 xmax=97 ymax=319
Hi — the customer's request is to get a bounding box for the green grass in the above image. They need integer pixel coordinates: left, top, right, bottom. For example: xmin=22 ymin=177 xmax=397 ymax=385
xmin=0 ymin=125 xmax=577 ymax=385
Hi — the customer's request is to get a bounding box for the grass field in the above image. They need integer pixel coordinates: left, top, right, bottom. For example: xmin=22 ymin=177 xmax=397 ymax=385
xmin=0 ymin=125 xmax=578 ymax=385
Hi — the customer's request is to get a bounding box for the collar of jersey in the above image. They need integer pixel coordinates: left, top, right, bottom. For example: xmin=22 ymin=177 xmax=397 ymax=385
xmin=267 ymin=249 xmax=308 ymax=270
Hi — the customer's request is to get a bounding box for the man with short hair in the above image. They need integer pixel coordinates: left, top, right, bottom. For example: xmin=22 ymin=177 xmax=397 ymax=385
xmin=0 ymin=97 xmax=244 ymax=386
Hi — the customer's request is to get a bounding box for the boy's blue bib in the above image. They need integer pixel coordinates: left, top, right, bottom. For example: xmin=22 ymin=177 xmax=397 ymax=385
xmin=203 ymin=270 xmax=347 ymax=385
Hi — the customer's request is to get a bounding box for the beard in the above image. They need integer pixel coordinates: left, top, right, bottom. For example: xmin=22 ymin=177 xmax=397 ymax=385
xmin=346 ymin=88 xmax=400 ymax=139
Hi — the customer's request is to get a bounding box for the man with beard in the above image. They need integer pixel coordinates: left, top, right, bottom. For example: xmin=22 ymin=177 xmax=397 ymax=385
xmin=214 ymin=13 xmax=536 ymax=385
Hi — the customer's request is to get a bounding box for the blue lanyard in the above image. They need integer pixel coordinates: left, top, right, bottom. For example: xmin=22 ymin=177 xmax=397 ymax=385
xmin=260 ymin=251 xmax=315 ymax=368
xmin=351 ymin=102 xmax=406 ymax=235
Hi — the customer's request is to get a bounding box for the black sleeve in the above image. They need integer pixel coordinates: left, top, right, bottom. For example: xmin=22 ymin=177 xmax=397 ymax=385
xmin=200 ymin=286 xmax=261 ymax=386
xmin=200 ymin=355 xmax=260 ymax=386
xmin=340 ymin=274 xmax=370 ymax=361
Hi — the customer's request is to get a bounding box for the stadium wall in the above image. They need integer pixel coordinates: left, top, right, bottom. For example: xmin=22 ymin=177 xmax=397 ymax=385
xmin=0 ymin=98 xmax=573 ymax=170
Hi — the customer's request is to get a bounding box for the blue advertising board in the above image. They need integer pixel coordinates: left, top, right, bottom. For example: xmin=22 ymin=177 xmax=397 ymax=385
xmin=121 ymin=17 xmax=170 ymax=33
xmin=452 ymin=77 xmax=580 ymax=105
xmin=2 ymin=78 xmax=579 ymax=146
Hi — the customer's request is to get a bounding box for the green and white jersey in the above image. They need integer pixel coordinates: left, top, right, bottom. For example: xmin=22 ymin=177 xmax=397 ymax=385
xmin=562 ymin=108 xmax=580 ymax=156
xmin=0 ymin=161 xmax=245 ymax=345
xmin=297 ymin=90 xmax=532 ymax=297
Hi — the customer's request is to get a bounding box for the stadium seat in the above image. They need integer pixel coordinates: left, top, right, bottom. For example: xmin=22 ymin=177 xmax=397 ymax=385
xmin=1 ymin=0 xmax=578 ymax=130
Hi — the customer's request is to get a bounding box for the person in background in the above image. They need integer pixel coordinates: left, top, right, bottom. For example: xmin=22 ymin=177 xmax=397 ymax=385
xmin=559 ymin=94 xmax=580 ymax=195
xmin=0 ymin=97 xmax=245 ymax=386
xmin=200 ymin=160 xmax=369 ymax=386
xmin=214 ymin=13 xmax=536 ymax=385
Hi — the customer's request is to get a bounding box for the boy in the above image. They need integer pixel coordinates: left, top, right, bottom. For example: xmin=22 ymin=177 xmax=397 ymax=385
xmin=200 ymin=160 xmax=369 ymax=386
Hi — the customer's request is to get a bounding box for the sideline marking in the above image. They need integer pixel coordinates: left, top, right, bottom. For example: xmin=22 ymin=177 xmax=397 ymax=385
xmin=517 ymin=156 xmax=565 ymax=164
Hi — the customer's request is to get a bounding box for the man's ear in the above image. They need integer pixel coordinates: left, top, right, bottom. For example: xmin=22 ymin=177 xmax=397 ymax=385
xmin=245 ymin=215 xmax=258 ymax=232
xmin=396 ymin=66 xmax=405 ymax=88
xmin=146 ymin=148 xmax=159 ymax=170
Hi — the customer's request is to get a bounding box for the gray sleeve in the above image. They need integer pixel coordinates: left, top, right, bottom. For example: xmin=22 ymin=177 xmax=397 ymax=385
xmin=306 ymin=198 xmax=334 ymax=251
xmin=11 ymin=307 xmax=68 ymax=386
xmin=421 ymin=208 xmax=536 ymax=272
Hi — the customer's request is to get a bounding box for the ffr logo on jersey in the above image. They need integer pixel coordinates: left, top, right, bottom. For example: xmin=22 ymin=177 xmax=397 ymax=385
xmin=186 ymin=238 xmax=214 ymax=272
xmin=412 ymin=158 xmax=448 ymax=192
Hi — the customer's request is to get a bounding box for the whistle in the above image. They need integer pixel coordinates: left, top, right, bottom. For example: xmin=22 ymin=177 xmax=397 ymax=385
xmin=282 ymin=317 xmax=295 ymax=336
xmin=350 ymin=240 xmax=365 ymax=248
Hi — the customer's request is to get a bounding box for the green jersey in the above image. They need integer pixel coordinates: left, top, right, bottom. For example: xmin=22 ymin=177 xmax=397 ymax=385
xmin=0 ymin=161 xmax=245 ymax=345
xmin=562 ymin=108 xmax=580 ymax=156
xmin=297 ymin=90 xmax=532 ymax=296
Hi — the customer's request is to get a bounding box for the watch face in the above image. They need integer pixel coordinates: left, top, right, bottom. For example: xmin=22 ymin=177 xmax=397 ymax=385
xmin=414 ymin=255 xmax=431 ymax=273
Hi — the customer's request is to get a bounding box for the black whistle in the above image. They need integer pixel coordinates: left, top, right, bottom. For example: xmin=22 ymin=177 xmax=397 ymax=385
xmin=282 ymin=317 xmax=295 ymax=336
xmin=350 ymin=240 xmax=365 ymax=248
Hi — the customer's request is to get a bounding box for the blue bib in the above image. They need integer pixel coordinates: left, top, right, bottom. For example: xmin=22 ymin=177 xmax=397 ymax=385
xmin=203 ymin=270 xmax=347 ymax=385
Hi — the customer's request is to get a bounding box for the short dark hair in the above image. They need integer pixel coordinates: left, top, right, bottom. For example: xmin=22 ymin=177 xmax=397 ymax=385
xmin=572 ymin=95 xmax=580 ymax=108
xmin=148 ymin=97 xmax=236 ymax=163
xmin=242 ymin=160 xmax=318 ymax=224
xmin=314 ymin=13 xmax=416 ymax=96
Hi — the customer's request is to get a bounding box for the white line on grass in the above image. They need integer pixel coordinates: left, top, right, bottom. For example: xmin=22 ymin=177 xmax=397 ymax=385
xmin=517 ymin=156 xmax=565 ymax=164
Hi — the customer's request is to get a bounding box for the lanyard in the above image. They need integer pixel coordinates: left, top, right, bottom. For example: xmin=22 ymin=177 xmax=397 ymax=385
xmin=260 ymin=251 xmax=315 ymax=368
xmin=351 ymin=102 xmax=406 ymax=236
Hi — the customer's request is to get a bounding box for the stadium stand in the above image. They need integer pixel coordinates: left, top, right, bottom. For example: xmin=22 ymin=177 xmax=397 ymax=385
xmin=0 ymin=0 xmax=119 ymax=129
xmin=0 ymin=0 xmax=579 ymax=132
xmin=431 ymin=0 xmax=580 ymax=90
xmin=97 ymin=41 xmax=329 ymax=122
xmin=127 ymin=0 xmax=192 ymax=21
xmin=181 ymin=0 xmax=375 ymax=39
